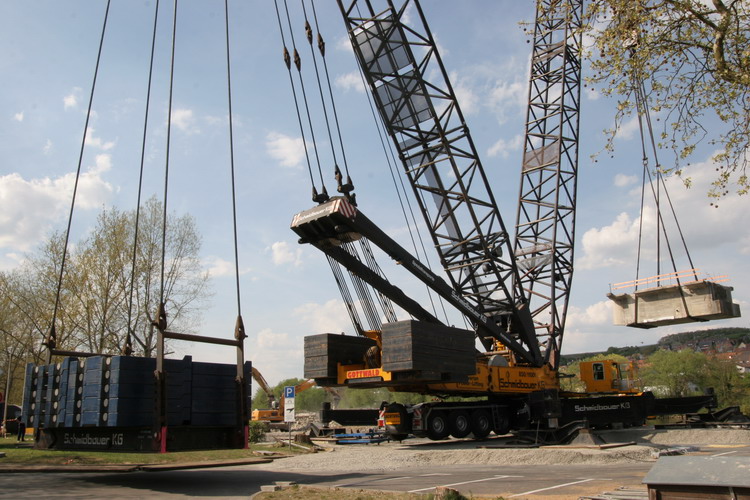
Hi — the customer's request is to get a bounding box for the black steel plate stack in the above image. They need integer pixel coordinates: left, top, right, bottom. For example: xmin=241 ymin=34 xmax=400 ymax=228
xmin=304 ymin=333 xmax=376 ymax=381
xmin=381 ymin=320 xmax=475 ymax=377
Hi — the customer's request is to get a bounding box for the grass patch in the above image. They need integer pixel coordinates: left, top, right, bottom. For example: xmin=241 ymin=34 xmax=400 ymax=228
xmin=0 ymin=436 xmax=298 ymax=466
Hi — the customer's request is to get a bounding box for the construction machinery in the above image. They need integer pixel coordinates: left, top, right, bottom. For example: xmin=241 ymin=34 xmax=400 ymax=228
xmin=285 ymin=0 xmax=729 ymax=443
xmin=250 ymin=371 xmax=316 ymax=423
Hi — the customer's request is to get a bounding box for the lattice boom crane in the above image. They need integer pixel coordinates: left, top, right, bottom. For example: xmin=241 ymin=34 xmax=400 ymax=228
xmin=289 ymin=1 xmax=718 ymax=442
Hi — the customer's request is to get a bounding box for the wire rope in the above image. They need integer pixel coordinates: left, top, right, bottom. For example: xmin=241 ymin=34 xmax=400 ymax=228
xmin=301 ymin=0 xmax=341 ymax=179
xmin=632 ymin=73 xmax=698 ymax=288
xmin=272 ymin=0 xmax=322 ymax=199
xmin=327 ymin=255 xmax=364 ymax=334
xmin=48 ymin=0 xmax=112 ymax=360
xmin=223 ymin=0 xmax=243 ymax=316
xmin=124 ymin=0 xmax=161 ymax=355
xmin=638 ymin=78 xmax=697 ymax=280
xmin=309 ymin=0 xmax=354 ymax=187
xmin=282 ymin=0 xmax=328 ymax=197
xmin=158 ymin=0 xmax=180 ymax=310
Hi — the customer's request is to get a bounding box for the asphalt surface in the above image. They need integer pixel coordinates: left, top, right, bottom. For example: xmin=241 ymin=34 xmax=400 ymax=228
xmin=0 ymin=443 xmax=748 ymax=499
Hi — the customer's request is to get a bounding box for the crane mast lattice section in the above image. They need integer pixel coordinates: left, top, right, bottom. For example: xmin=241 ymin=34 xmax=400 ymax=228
xmin=338 ymin=0 xmax=542 ymax=366
xmin=514 ymin=0 xmax=582 ymax=370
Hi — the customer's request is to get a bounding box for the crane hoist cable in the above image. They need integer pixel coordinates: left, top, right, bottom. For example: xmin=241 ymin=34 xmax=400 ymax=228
xmin=276 ymin=1 xmax=407 ymax=334
xmin=327 ymin=254 xmax=365 ymax=334
xmin=124 ymin=0 xmax=161 ymax=356
xmin=223 ymin=0 xmax=244 ymax=323
xmin=633 ymin=58 xmax=698 ymax=300
xmin=46 ymin=0 xmax=112 ymax=363
xmin=302 ymin=0 xmax=356 ymax=203
xmin=274 ymin=0 xmax=329 ymax=203
xmin=631 ymin=63 xmax=698 ymax=290
xmin=153 ymin=0 xmax=181 ymax=333
xmin=309 ymin=0 xmax=355 ymax=199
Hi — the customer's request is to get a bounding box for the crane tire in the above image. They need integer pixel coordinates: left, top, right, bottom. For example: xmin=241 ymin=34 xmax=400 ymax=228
xmin=426 ymin=411 xmax=450 ymax=440
xmin=493 ymin=409 xmax=511 ymax=436
xmin=471 ymin=409 xmax=492 ymax=439
xmin=448 ymin=410 xmax=471 ymax=439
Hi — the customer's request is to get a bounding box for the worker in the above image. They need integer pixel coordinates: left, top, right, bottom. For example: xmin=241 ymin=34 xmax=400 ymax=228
xmin=16 ymin=416 xmax=26 ymax=442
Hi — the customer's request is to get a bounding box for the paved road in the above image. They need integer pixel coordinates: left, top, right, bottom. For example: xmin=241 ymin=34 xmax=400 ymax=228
xmin=1 ymin=444 xmax=748 ymax=499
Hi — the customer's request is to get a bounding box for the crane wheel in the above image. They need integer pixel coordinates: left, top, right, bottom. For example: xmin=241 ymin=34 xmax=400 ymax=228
xmin=470 ymin=409 xmax=491 ymax=439
xmin=426 ymin=411 xmax=450 ymax=440
xmin=448 ymin=410 xmax=471 ymax=439
xmin=493 ymin=409 xmax=511 ymax=436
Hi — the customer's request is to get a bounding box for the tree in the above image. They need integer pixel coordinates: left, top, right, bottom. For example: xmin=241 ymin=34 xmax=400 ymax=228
xmin=1 ymin=197 xmax=211 ymax=362
xmin=583 ymin=0 xmax=750 ymax=198
xmin=251 ymin=378 xmax=329 ymax=413
xmin=641 ymin=349 xmax=750 ymax=413
xmin=641 ymin=349 xmax=713 ymax=396
xmin=124 ymin=197 xmax=212 ymax=356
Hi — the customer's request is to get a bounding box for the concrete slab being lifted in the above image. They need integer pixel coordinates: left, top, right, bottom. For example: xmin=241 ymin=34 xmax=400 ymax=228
xmin=608 ymin=280 xmax=741 ymax=329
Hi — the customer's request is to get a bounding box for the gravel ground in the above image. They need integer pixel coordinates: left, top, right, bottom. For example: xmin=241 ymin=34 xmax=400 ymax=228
xmin=257 ymin=427 xmax=750 ymax=473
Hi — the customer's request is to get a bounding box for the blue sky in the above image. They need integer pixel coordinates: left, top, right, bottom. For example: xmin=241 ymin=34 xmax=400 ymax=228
xmin=2 ymin=1 xmax=748 ymax=385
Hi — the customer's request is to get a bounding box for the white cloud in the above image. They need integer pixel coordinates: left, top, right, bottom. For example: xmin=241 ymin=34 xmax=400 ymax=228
xmin=266 ymin=131 xmax=305 ymax=168
xmin=450 ymin=71 xmax=479 ymax=116
xmin=566 ymin=300 xmax=612 ymax=329
xmin=63 ymin=87 xmax=81 ymax=110
xmin=293 ymin=299 xmax=350 ymax=333
xmin=204 ymin=256 xmax=251 ymax=278
xmin=614 ymin=173 xmax=638 ymax=187
xmin=269 ymin=241 xmax=302 ymax=267
xmin=578 ymin=153 xmax=750 ymax=273
xmin=489 ymin=80 xmax=526 ymax=124
xmin=487 ymin=134 xmax=522 ymax=159
xmin=335 ymin=71 xmax=366 ymax=93
xmin=13 ymin=112 xmax=24 ymax=122
xmin=250 ymin=327 xmax=304 ymax=384
xmin=577 ymin=211 xmax=641 ymax=270
xmin=335 ymin=35 xmax=353 ymax=54
xmin=256 ymin=327 xmax=291 ymax=350
xmin=0 ymin=162 xmax=114 ymax=252
xmin=85 ymin=127 xmax=115 ymax=151
xmin=616 ymin=115 xmax=641 ymax=141
xmin=585 ymin=86 xmax=601 ymax=101
xmin=171 ymin=108 xmax=199 ymax=134
xmin=43 ymin=139 xmax=53 ymax=155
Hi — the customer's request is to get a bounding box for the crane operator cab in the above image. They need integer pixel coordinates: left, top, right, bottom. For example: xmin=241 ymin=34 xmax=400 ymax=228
xmin=579 ymin=360 xmax=639 ymax=394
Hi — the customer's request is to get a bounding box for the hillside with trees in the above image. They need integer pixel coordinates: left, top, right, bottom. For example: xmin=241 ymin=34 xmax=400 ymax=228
xmin=561 ymin=327 xmax=750 ymax=365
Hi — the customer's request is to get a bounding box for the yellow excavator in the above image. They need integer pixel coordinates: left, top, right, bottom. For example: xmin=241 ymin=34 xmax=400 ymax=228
xmin=249 ymin=368 xmax=316 ymax=423
xmin=250 ymin=367 xmax=332 ymax=423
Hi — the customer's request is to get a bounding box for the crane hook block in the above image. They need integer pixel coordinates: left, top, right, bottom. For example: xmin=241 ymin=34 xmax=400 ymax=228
xmin=312 ymin=186 xmax=330 ymax=204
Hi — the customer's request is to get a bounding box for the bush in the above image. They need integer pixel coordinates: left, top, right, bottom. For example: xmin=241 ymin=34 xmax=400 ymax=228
xmin=248 ymin=421 xmax=269 ymax=443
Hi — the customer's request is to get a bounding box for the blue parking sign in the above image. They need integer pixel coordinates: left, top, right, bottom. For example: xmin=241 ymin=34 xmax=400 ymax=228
xmin=284 ymin=386 xmax=295 ymax=398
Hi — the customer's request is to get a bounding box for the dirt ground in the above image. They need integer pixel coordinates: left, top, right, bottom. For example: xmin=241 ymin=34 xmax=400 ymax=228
xmin=256 ymin=427 xmax=750 ymax=474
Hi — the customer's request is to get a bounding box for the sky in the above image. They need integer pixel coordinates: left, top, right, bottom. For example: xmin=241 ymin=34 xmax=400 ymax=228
xmin=1 ymin=1 xmax=748 ymax=386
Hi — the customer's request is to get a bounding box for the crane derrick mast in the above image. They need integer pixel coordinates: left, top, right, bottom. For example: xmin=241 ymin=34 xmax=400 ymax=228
xmin=514 ymin=0 xmax=582 ymax=370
